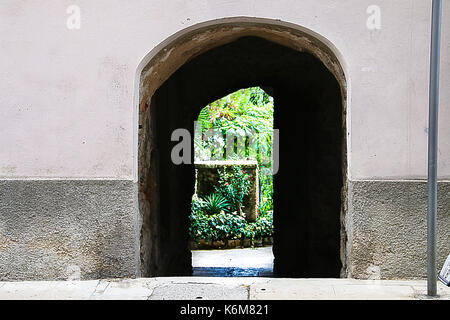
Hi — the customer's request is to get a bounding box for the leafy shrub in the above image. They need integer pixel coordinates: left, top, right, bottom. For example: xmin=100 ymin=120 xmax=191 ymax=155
xmin=189 ymin=211 xmax=211 ymax=241
xmin=215 ymin=165 xmax=251 ymax=216
xmin=225 ymin=212 xmax=247 ymax=239
xmin=189 ymin=208 xmax=273 ymax=242
xmin=255 ymin=210 xmax=273 ymax=238
xmin=191 ymin=195 xmax=204 ymax=215
xmin=200 ymin=193 xmax=229 ymax=215
xmin=242 ymin=211 xmax=273 ymax=241
xmin=259 ymin=174 xmax=273 ymax=215
xmin=189 ymin=210 xmax=246 ymax=242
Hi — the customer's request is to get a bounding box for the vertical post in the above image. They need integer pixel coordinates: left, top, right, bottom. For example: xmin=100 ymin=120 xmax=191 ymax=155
xmin=427 ymin=0 xmax=442 ymax=297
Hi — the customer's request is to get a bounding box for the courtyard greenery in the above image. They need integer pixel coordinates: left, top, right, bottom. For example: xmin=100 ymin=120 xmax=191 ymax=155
xmin=194 ymin=86 xmax=274 ymax=212
xmin=194 ymin=86 xmax=274 ymax=173
xmin=198 ymin=193 xmax=229 ymax=216
xmin=190 ymin=87 xmax=274 ymax=246
xmin=189 ymin=200 xmax=273 ymax=243
xmin=215 ymin=166 xmax=252 ymax=216
xmin=259 ymin=173 xmax=273 ymax=215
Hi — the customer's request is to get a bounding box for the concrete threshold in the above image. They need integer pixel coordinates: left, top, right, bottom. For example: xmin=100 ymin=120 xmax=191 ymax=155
xmin=0 ymin=277 xmax=449 ymax=300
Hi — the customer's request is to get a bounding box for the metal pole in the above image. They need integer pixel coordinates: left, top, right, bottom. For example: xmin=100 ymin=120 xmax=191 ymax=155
xmin=427 ymin=0 xmax=442 ymax=297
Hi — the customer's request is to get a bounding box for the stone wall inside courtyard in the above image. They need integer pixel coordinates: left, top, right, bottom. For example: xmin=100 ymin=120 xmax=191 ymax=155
xmin=195 ymin=161 xmax=260 ymax=222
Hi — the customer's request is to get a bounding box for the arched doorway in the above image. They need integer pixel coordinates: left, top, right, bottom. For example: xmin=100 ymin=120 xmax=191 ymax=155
xmin=137 ymin=18 xmax=348 ymax=278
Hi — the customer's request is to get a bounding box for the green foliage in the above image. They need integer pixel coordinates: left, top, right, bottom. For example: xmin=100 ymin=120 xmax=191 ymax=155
xmin=243 ymin=211 xmax=273 ymax=240
xmin=189 ymin=210 xmax=247 ymax=242
xmin=194 ymin=87 xmax=274 ymax=168
xmin=191 ymin=195 xmax=204 ymax=215
xmin=257 ymin=210 xmax=273 ymax=238
xmin=191 ymin=87 xmax=275 ymax=245
xmin=222 ymin=212 xmax=247 ymax=240
xmin=199 ymin=193 xmax=229 ymax=215
xmin=215 ymin=166 xmax=251 ymax=214
xmin=259 ymin=174 xmax=273 ymax=215
xmin=189 ymin=202 xmax=273 ymax=242
xmin=197 ymin=107 xmax=212 ymax=132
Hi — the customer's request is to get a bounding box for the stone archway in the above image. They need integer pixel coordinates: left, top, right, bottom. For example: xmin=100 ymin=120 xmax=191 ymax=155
xmin=137 ymin=18 xmax=348 ymax=277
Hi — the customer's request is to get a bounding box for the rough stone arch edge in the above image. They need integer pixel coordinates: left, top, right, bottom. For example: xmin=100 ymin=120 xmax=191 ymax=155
xmin=134 ymin=17 xmax=350 ymax=277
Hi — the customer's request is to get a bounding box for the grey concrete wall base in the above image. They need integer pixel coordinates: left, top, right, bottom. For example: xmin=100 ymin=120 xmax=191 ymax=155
xmin=1 ymin=179 xmax=448 ymax=281
xmin=346 ymin=180 xmax=450 ymax=280
xmin=0 ymin=180 xmax=140 ymax=281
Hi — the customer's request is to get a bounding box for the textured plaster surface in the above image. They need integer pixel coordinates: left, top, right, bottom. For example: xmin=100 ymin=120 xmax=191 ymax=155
xmin=0 ymin=179 xmax=448 ymax=280
xmin=0 ymin=180 xmax=140 ymax=281
xmin=0 ymin=1 xmax=449 ymax=179
xmin=347 ymin=180 xmax=450 ymax=279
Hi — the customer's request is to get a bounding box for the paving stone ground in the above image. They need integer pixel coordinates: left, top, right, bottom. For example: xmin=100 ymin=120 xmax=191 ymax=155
xmin=1 ymin=247 xmax=449 ymax=300
xmin=1 ymin=277 xmax=449 ymax=300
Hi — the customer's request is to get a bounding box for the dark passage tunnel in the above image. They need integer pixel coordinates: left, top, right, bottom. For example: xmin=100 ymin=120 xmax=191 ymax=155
xmin=145 ymin=36 xmax=344 ymax=277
